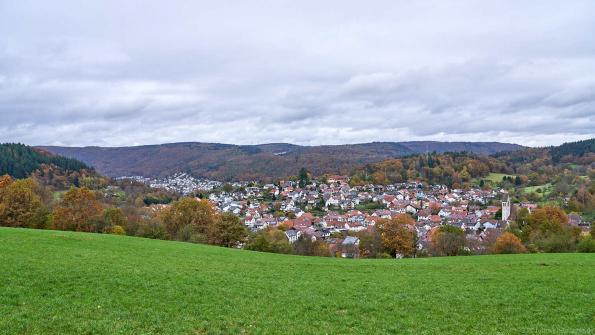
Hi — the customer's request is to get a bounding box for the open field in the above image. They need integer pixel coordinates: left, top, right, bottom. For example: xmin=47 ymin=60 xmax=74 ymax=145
xmin=521 ymin=183 xmax=554 ymax=195
xmin=484 ymin=172 xmax=516 ymax=183
xmin=1 ymin=228 xmax=594 ymax=334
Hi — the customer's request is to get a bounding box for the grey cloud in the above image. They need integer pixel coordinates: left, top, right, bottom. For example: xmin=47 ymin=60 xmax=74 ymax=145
xmin=0 ymin=0 xmax=594 ymax=147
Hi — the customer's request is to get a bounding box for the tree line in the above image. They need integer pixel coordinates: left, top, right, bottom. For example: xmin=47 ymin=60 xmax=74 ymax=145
xmin=350 ymin=152 xmax=509 ymax=188
xmin=0 ymin=175 xmax=248 ymax=249
xmin=1 ymin=175 xmax=592 ymax=256
xmin=0 ymin=143 xmax=90 ymax=179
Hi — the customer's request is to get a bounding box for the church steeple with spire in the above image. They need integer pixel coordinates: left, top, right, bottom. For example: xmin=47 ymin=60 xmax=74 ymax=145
xmin=502 ymin=194 xmax=511 ymax=221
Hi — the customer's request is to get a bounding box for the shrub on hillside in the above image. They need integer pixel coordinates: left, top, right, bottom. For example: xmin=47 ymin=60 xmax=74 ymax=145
xmin=358 ymin=229 xmax=384 ymax=258
xmin=103 ymin=208 xmax=128 ymax=233
xmin=523 ymin=206 xmax=581 ymax=252
xmin=176 ymin=224 xmax=208 ymax=243
xmin=246 ymin=228 xmax=293 ymax=254
xmin=431 ymin=225 xmax=466 ymax=256
xmin=493 ymin=232 xmax=526 ymax=254
xmin=577 ymin=235 xmax=595 ymax=253
xmin=111 ymin=225 xmax=126 ymax=235
xmin=135 ymin=220 xmax=168 ymax=240
xmin=293 ymin=235 xmax=331 ymax=257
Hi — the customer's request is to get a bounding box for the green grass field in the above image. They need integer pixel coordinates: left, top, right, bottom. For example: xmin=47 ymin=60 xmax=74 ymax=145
xmin=521 ymin=183 xmax=553 ymax=195
xmin=484 ymin=173 xmax=516 ymax=183
xmin=1 ymin=228 xmax=594 ymax=334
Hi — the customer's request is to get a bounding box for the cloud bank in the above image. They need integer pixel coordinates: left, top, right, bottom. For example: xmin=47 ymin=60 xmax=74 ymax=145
xmin=0 ymin=0 xmax=594 ymax=146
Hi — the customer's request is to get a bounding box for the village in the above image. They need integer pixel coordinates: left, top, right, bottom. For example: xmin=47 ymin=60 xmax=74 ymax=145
xmin=120 ymin=172 xmax=590 ymax=258
xmin=174 ymin=174 xmax=585 ymax=257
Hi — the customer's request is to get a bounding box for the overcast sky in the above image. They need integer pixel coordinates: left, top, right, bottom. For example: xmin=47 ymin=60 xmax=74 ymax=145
xmin=0 ymin=1 xmax=594 ymax=147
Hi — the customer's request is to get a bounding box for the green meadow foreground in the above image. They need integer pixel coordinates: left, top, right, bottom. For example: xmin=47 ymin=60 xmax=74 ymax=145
xmin=1 ymin=228 xmax=593 ymax=335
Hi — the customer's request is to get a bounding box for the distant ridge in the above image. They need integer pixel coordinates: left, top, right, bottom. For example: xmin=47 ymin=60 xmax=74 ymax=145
xmin=39 ymin=141 xmax=524 ymax=181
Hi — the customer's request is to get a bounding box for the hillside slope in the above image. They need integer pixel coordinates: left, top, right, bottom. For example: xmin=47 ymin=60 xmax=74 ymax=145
xmin=0 ymin=143 xmax=90 ymax=179
xmin=39 ymin=141 xmax=523 ymax=181
xmin=1 ymin=228 xmax=593 ymax=334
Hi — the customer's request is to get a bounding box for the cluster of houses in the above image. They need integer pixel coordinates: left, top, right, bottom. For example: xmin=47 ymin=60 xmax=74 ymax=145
xmin=118 ymin=173 xmax=223 ymax=194
xmin=137 ymin=173 xmax=590 ymax=258
xmin=203 ymin=175 xmax=591 ymax=257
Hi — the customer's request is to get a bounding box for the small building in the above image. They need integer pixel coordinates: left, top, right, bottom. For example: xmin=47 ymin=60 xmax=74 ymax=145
xmin=285 ymin=229 xmax=302 ymax=244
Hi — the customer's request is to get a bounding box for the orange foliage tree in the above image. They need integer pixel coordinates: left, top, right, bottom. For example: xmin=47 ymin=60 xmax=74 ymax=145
xmin=493 ymin=232 xmax=526 ymax=254
xmin=377 ymin=214 xmax=417 ymax=257
xmin=53 ymin=187 xmax=103 ymax=232
xmin=0 ymin=174 xmax=13 ymax=189
xmin=524 ymin=205 xmax=581 ymax=252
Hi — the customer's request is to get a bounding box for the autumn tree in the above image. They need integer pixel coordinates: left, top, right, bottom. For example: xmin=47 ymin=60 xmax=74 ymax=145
xmin=53 ymin=187 xmax=103 ymax=232
xmin=0 ymin=174 xmax=13 ymax=189
xmin=0 ymin=178 xmax=44 ymax=228
xmin=209 ymin=212 xmax=247 ymax=247
xmin=493 ymin=232 xmax=526 ymax=254
xmin=358 ymin=228 xmax=384 ymax=258
xmin=293 ymin=234 xmax=315 ymax=255
xmin=103 ymin=207 xmax=128 ymax=233
xmin=525 ymin=206 xmax=580 ymax=252
xmin=507 ymin=207 xmax=530 ymax=240
xmin=311 ymin=240 xmax=330 ymax=257
xmin=159 ymin=197 xmax=215 ymax=242
xmin=245 ymin=227 xmax=293 ymax=254
xmin=377 ymin=214 xmax=417 ymax=258
xmin=431 ymin=225 xmax=466 ymax=256
xmin=371 ymin=171 xmax=387 ymax=185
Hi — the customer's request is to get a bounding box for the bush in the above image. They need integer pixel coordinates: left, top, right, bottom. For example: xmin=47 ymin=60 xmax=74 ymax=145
xmin=493 ymin=232 xmax=526 ymax=254
xmin=376 ymin=252 xmax=392 ymax=259
xmin=111 ymin=225 xmax=126 ymax=235
xmin=103 ymin=208 xmax=128 ymax=233
xmin=529 ymin=225 xmax=582 ymax=253
xmin=136 ymin=220 xmax=168 ymax=240
xmin=577 ymin=235 xmax=595 ymax=253
xmin=245 ymin=228 xmax=292 ymax=254
xmin=431 ymin=225 xmax=466 ymax=256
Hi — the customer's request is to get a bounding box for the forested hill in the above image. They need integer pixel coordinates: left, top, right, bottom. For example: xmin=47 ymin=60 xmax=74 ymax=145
xmin=551 ymin=138 xmax=595 ymax=163
xmin=39 ymin=141 xmax=522 ymax=181
xmin=352 ymin=138 xmax=594 ymax=189
xmin=350 ymin=152 xmax=509 ymax=187
xmin=493 ymin=138 xmax=595 ymax=167
xmin=0 ymin=143 xmax=91 ymax=179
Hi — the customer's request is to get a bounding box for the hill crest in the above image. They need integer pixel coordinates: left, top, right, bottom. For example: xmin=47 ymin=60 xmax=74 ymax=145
xmin=38 ymin=141 xmax=523 ymax=181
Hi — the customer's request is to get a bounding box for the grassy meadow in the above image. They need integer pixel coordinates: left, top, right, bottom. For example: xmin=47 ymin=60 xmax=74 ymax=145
xmin=521 ymin=183 xmax=554 ymax=195
xmin=482 ymin=172 xmax=516 ymax=184
xmin=1 ymin=227 xmax=594 ymax=334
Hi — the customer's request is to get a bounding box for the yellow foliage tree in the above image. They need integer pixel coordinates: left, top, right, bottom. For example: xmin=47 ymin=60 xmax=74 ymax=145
xmin=159 ymin=197 xmax=215 ymax=241
xmin=0 ymin=178 xmax=43 ymax=227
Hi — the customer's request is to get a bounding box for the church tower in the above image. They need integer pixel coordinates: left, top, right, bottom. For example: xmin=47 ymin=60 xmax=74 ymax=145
xmin=501 ymin=195 xmax=511 ymax=221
